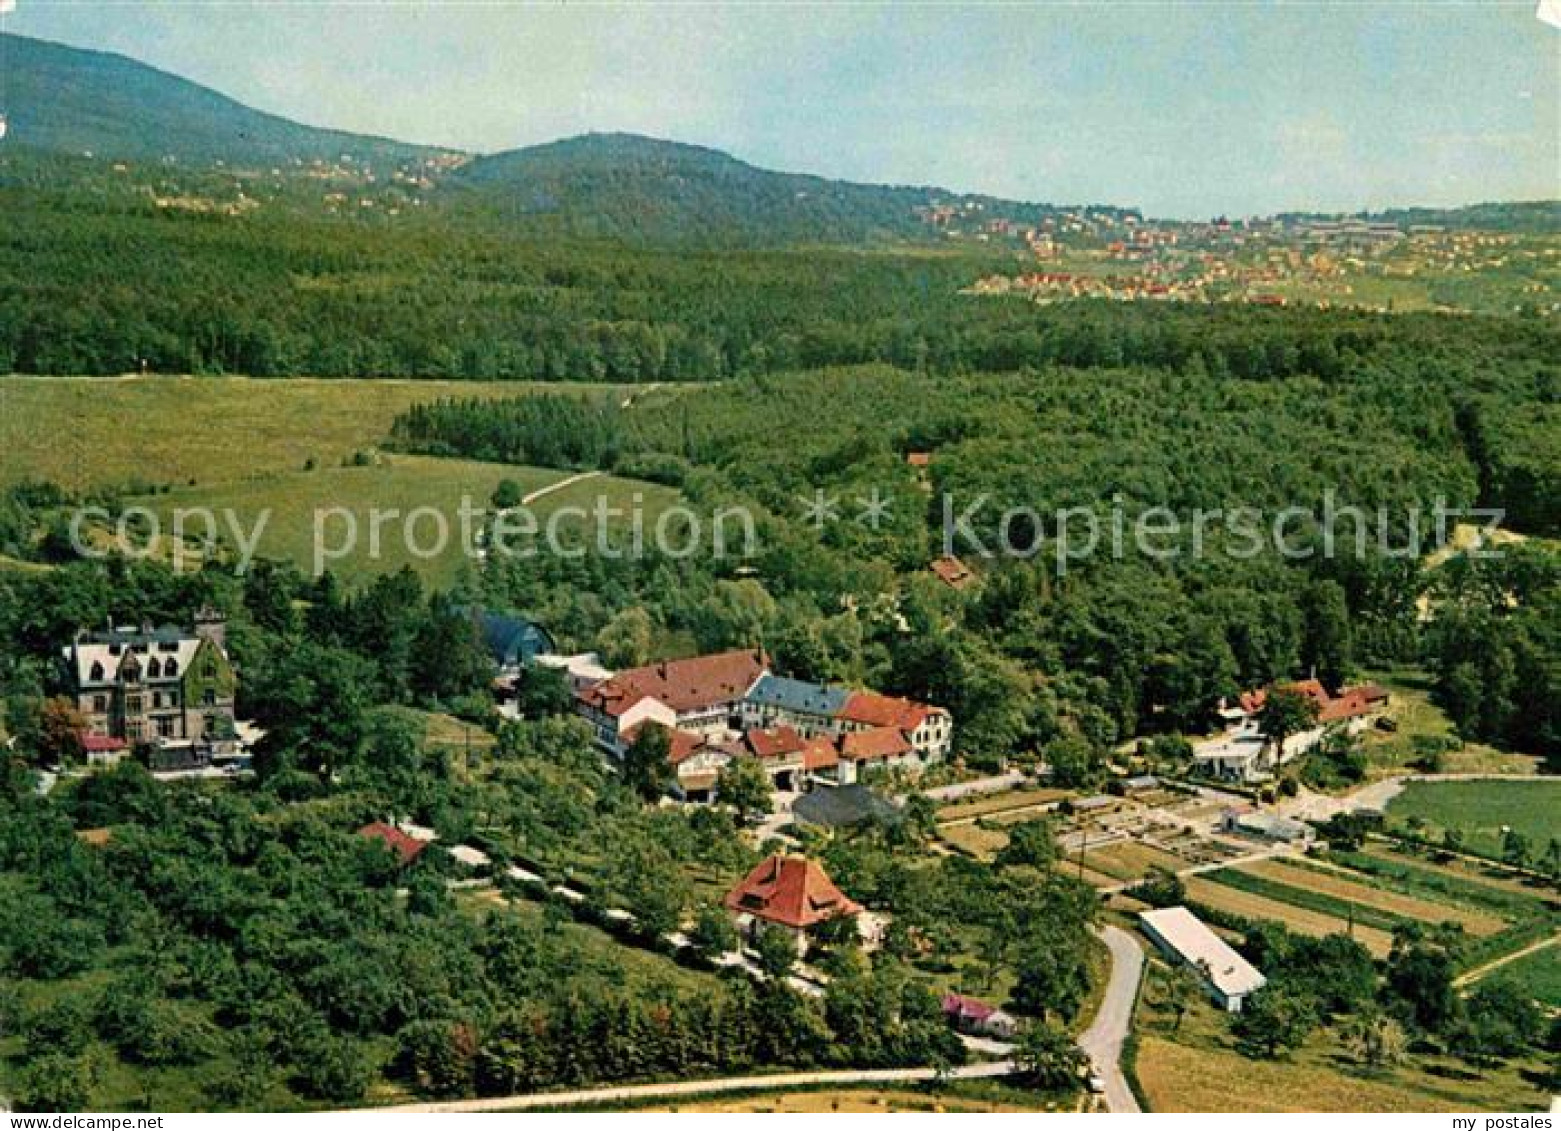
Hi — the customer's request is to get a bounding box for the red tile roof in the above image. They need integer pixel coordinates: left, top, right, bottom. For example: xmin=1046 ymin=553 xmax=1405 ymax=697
xmin=724 ymin=854 xmax=861 ymax=930
xmin=929 ymin=555 xmax=976 ymax=590
xmin=743 ymin=725 xmax=806 ymax=761
xmin=80 ymin=733 xmax=128 ymax=753
xmin=942 ymin=992 xmax=997 ymax=1023
xmin=357 ymin=822 xmax=428 ymax=866
xmin=624 ymin=721 xmax=705 ymax=766
xmin=839 ymin=726 xmax=914 ymax=762
xmin=580 ymin=649 xmax=767 ymax=719
xmin=838 ymin=690 xmax=932 ymax=732
xmin=1239 ymin=680 xmax=1386 ymax=724
xmin=801 ymin=735 xmax=840 ymax=772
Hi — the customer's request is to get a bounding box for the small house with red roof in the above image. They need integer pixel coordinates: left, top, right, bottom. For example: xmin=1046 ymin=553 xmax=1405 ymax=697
xmin=79 ymin=732 xmax=130 ymax=767
xmin=724 ymin=854 xmax=862 ymax=955
xmin=357 ymin=821 xmax=430 ymax=868
xmin=941 ymin=992 xmax=1018 ymax=1039
xmin=929 ymin=555 xmax=976 ymax=591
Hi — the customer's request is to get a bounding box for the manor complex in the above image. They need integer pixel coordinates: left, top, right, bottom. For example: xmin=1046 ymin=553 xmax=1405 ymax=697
xmin=567 ymin=647 xmax=953 ymax=800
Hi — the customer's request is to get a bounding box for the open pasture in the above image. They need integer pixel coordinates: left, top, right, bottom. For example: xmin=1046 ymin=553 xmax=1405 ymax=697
xmin=1386 ymin=779 xmax=1561 ymax=856
xmin=123 ymin=455 xmax=680 ymax=585
xmin=0 ymin=375 xmax=629 ymax=491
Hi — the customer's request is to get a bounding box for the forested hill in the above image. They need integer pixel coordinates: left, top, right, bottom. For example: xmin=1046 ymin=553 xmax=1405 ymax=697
xmin=0 ymin=34 xmax=1092 ymax=245
xmin=0 ymin=32 xmax=443 ymax=166
xmin=446 ymin=131 xmax=1081 ymax=246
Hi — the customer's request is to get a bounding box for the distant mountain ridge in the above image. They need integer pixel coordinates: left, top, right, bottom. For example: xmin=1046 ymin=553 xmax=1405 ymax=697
xmin=0 ymin=32 xmax=443 ymax=166
xmin=0 ymin=34 xmax=1094 ymax=245
xmin=1 ymin=32 xmax=1551 ymax=244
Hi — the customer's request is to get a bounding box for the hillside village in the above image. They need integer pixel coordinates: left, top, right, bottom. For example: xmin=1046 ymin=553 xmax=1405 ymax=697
xmin=0 ymin=16 xmax=1556 ymax=1120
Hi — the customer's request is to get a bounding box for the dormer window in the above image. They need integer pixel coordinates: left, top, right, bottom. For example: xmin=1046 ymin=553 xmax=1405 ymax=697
xmin=89 ymin=661 xmax=105 ymax=682
xmin=165 ymin=659 xmax=178 ymax=678
xmin=147 ymin=658 xmax=161 ymax=678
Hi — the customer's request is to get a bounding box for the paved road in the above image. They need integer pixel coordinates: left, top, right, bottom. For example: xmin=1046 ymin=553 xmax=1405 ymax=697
xmin=1079 ymin=924 xmax=1145 ymax=1114
xmin=361 ymin=1061 xmax=1018 ymax=1113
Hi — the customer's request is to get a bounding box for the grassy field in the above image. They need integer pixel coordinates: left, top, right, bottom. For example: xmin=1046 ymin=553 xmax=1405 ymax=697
xmin=938 ymin=822 xmax=1010 ymax=860
xmin=1134 ymin=983 xmax=1551 ymax=1113
xmin=1357 ymin=672 xmax=1543 ymax=780
xmin=625 ymin=1090 xmax=1050 ymax=1113
xmin=1484 ymin=939 xmax=1561 ymax=1008
xmin=1079 ymin=841 xmax=1188 ymax=884
xmin=1344 ymin=844 xmax=1556 ymax=910
xmin=1386 ymin=779 xmax=1561 ymax=857
xmin=0 ymin=375 xmax=631 ymax=492
xmin=119 ymin=454 xmax=681 ymax=586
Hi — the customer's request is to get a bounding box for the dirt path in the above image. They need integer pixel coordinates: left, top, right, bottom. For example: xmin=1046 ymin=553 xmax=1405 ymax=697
xmin=357 ymin=1062 xmax=1018 ymax=1113
xmin=1453 ymin=932 xmax=1560 ymax=988
xmin=520 ymin=469 xmax=603 ymax=505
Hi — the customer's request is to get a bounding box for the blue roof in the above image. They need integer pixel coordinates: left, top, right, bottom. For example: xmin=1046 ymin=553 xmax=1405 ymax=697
xmin=458 ymin=607 xmax=555 ymax=667
xmin=747 ymin=673 xmax=848 ymax=717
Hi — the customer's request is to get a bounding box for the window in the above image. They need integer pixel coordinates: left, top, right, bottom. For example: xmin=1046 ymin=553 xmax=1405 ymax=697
xmin=156 ymin=716 xmax=175 ymax=738
xmin=203 ymin=689 xmax=216 ymax=707
xmin=92 ymin=695 xmax=108 ymax=713
xmin=165 ymin=660 xmax=178 ymax=678
xmin=126 ymin=695 xmax=143 ymax=714
xmin=147 ymin=658 xmax=161 ymax=679
xmin=89 ymin=661 xmax=105 ymax=682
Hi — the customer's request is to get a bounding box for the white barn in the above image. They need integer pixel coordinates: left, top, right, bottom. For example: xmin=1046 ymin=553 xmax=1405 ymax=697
xmin=1139 ymin=906 xmax=1267 ymax=1013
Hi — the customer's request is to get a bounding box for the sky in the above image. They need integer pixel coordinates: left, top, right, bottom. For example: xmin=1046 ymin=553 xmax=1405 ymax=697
xmin=3 ymin=1 xmax=1557 ymax=217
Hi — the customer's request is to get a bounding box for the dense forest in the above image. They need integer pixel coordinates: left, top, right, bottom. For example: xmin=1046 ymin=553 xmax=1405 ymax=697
xmin=389 ymin=339 xmax=1559 ymax=765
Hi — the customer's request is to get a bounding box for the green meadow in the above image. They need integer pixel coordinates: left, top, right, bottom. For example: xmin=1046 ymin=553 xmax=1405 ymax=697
xmin=0 ymin=375 xmax=631 ymax=491
xmin=1386 ymin=779 xmax=1561 ymax=857
xmin=123 ymin=455 xmax=681 ymax=586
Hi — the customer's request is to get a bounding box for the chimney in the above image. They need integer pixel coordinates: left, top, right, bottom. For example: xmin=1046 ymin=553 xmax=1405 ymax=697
xmin=194 ymin=604 xmax=227 ymax=651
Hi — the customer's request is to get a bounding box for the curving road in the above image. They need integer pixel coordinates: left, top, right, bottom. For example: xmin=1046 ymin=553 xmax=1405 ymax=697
xmin=1079 ymin=924 xmax=1145 ymax=1114
xmin=360 ymin=1062 xmax=1017 ymax=1113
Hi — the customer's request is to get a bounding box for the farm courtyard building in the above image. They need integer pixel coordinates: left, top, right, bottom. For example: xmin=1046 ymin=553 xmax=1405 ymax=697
xmin=1139 ymin=906 xmax=1267 ymax=1012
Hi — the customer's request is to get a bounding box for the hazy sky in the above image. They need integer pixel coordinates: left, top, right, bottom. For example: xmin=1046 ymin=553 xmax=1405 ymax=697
xmin=4 ymin=1 xmax=1557 ymax=217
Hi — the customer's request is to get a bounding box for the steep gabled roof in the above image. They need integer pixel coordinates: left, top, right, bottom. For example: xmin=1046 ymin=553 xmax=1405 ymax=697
xmin=838 ymin=690 xmax=935 ymax=732
xmin=839 ymin=726 xmax=913 ymax=762
xmin=581 ymin=649 xmax=767 ymax=718
xmin=723 ymin=854 xmax=861 ymax=929
xmin=357 ymin=821 xmax=428 ymax=867
xmin=745 ymin=672 xmax=849 ymax=718
xmin=801 ymin=734 xmax=841 ymax=771
xmin=743 ymin=725 xmax=807 ymax=761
